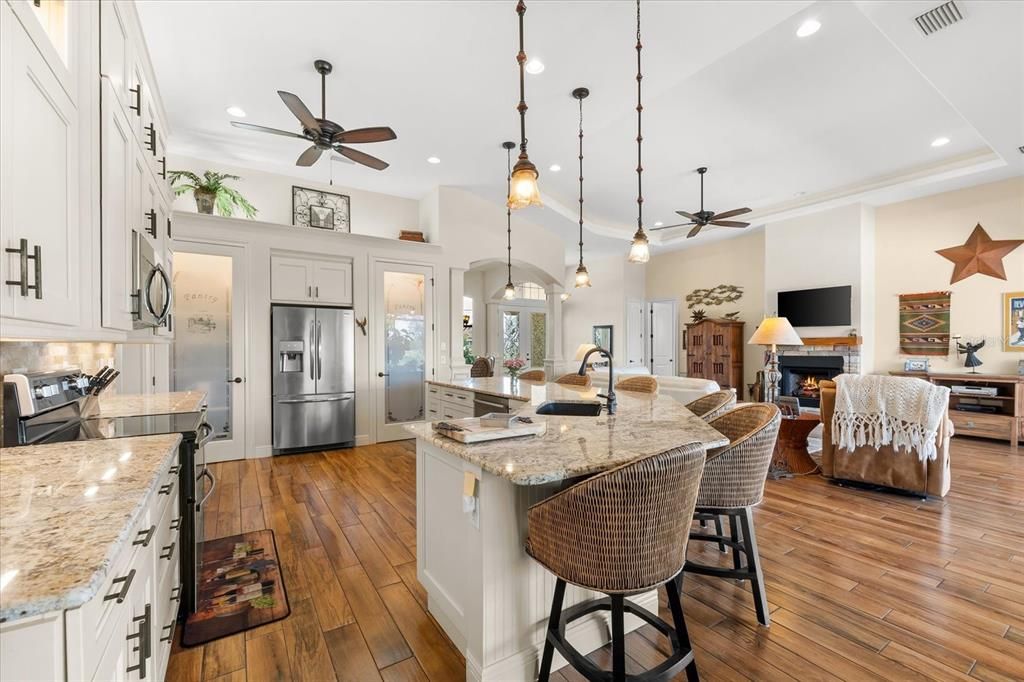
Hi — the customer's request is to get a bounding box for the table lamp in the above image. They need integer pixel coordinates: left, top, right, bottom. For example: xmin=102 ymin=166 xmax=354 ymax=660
xmin=748 ymin=317 xmax=803 ymax=402
xmin=574 ymin=343 xmax=598 ymax=370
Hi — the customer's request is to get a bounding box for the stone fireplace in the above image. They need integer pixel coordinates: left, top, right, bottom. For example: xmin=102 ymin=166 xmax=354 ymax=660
xmin=777 ymin=338 xmax=861 ymax=408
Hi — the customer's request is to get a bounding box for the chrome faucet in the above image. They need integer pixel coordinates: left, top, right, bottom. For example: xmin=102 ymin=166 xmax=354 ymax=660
xmin=578 ymin=346 xmax=616 ymax=415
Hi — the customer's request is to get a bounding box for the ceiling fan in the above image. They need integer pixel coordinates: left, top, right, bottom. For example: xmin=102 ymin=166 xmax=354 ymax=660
xmin=650 ymin=167 xmax=751 ymax=239
xmin=231 ymin=59 xmax=396 ymax=170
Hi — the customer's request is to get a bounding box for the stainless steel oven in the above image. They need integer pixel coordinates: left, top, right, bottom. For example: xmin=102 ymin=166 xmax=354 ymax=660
xmin=132 ymin=230 xmax=171 ymax=329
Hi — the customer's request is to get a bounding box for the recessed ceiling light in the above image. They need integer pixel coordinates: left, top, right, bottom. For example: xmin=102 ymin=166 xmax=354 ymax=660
xmin=654 ymin=221 xmax=664 ymax=226
xmin=796 ymin=19 xmax=821 ymax=37
xmin=226 ymin=106 xmax=246 ymax=118
xmin=427 ymin=156 xmax=441 ymax=164
xmin=931 ymin=136 xmax=950 ymax=147
xmin=549 ymin=164 xmax=561 ymax=172
xmin=525 ymin=58 xmax=545 ymax=75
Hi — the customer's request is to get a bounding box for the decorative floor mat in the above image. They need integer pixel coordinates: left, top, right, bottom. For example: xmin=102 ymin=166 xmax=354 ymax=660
xmin=182 ymin=529 xmax=289 ymax=647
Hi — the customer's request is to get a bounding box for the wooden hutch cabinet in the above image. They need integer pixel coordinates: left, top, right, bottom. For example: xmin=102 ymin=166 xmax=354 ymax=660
xmin=685 ymin=319 xmax=745 ymax=400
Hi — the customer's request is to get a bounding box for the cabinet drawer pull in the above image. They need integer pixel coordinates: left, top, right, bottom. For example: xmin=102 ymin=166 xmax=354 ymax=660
xmin=160 ymin=541 xmax=176 ymax=560
xmin=104 ymin=568 xmax=136 ymax=603
xmin=315 ymin=285 xmax=319 ymax=298
xmin=126 ymin=603 xmax=151 ymax=678
xmin=166 ymin=216 xmax=172 ymax=239
xmin=168 ymin=464 xmax=181 ymax=475
xmin=160 ymin=620 xmax=175 ymax=643
xmin=145 ymin=209 xmax=157 ymax=238
xmin=145 ymin=123 xmax=156 ymax=154
xmin=159 ymin=482 xmax=174 ymax=495
xmin=170 ymin=585 xmax=181 ymax=602
xmin=133 ymin=525 xmax=156 ymax=547
xmin=4 ymin=239 xmax=42 ymax=299
xmin=129 ymin=84 xmax=141 ymax=115
xmin=169 ymin=516 xmax=182 ymax=531
xmin=159 ymin=156 xmax=167 ymax=179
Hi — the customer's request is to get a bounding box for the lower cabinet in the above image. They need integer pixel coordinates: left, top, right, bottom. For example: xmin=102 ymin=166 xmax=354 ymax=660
xmin=1 ymin=453 xmax=181 ymax=681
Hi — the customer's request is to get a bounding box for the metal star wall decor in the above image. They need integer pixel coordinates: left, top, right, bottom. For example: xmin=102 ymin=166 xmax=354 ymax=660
xmin=935 ymin=223 xmax=1023 ymax=284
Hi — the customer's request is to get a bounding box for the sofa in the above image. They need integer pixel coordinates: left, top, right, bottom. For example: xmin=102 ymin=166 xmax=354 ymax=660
xmin=590 ymin=366 xmax=720 ymax=405
xmin=818 ymin=379 xmax=952 ymax=497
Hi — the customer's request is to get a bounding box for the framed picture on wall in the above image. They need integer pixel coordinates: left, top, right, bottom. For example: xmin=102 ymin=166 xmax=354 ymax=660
xmin=592 ymin=325 xmax=613 ymax=355
xmin=292 ymin=186 xmax=351 ymax=232
xmin=1004 ymin=291 xmax=1024 ymax=352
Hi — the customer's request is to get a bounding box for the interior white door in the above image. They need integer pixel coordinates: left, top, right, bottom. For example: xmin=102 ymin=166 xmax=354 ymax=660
xmin=625 ymin=298 xmax=646 ymax=369
xmin=498 ymin=304 xmax=546 ymax=368
xmin=171 ymin=243 xmax=247 ymax=462
xmin=649 ymin=300 xmax=677 ymax=376
xmin=374 ymin=261 xmax=434 ymax=442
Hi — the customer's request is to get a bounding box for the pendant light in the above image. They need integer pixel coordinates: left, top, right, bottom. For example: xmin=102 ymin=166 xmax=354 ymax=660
xmin=573 ymin=87 xmax=592 ymax=288
xmin=627 ymin=0 xmax=651 ymax=264
xmin=508 ymin=0 xmax=542 ymax=210
xmin=502 ymin=141 xmax=517 ymax=300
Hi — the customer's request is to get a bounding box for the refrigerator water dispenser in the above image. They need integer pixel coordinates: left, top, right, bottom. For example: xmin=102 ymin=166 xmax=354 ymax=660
xmin=279 ymin=340 xmax=305 ymax=373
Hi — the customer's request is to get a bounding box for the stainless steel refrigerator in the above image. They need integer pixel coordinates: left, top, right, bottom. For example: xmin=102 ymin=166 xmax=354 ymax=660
xmin=272 ymin=305 xmax=355 ymax=452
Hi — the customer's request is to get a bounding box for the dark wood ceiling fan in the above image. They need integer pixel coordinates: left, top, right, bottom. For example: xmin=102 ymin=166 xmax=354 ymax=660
xmin=650 ymin=167 xmax=751 ymax=238
xmin=231 ymin=59 xmax=396 ymax=170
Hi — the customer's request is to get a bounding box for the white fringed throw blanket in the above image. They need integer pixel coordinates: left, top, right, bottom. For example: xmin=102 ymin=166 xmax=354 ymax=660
xmin=831 ymin=374 xmax=949 ymax=461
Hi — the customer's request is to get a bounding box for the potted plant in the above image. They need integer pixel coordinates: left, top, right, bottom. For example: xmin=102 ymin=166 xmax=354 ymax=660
xmin=167 ymin=170 xmax=258 ymax=218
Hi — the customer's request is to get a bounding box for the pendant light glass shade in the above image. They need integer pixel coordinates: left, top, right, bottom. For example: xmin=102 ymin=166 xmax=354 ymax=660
xmin=628 ymin=229 xmax=650 ymax=263
xmin=574 ymin=264 xmax=591 ymax=288
xmin=508 ymin=159 xmax=542 ymax=209
xmin=503 ymin=282 xmax=517 ymax=299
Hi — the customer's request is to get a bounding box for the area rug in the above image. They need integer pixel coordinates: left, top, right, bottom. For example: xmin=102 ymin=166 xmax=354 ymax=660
xmin=898 ymin=291 xmax=951 ymax=356
xmin=182 ymin=529 xmax=290 ymax=647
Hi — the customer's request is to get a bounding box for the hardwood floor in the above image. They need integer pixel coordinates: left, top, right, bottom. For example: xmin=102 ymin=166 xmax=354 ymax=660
xmin=167 ymin=437 xmax=1024 ymax=681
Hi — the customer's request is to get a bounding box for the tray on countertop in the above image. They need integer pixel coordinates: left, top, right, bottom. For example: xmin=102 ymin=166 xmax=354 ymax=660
xmin=432 ymin=416 xmax=546 ymax=443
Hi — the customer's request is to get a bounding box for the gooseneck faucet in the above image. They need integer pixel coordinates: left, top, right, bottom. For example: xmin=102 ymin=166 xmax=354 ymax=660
xmin=578 ymin=346 xmax=616 ymax=414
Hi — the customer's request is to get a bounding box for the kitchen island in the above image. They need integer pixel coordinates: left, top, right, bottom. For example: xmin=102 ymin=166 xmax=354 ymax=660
xmin=407 ymin=379 xmax=728 ymax=681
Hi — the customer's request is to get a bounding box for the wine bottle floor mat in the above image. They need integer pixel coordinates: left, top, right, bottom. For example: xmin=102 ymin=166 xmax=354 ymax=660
xmin=181 ymin=529 xmax=290 ymax=647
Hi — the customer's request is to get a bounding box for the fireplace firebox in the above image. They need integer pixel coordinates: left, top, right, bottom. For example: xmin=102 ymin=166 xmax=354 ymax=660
xmin=779 ymin=355 xmax=844 ymax=408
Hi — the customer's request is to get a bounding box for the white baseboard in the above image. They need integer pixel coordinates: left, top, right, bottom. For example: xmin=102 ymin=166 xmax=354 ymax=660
xmin=355 ymin=433 xmax=372 ymax=446
xmin=248 ymin=445 xmax=272 ymax=459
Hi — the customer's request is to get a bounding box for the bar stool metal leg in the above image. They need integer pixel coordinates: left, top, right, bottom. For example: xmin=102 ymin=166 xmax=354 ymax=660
xmin=739 ymin=507 xmax=770 ymax=626
xmin=611 ymin=595 xmax=626 ymax=682
xmin=538 ymin=578 xmax=566 ymax=681
xmin=665 ymin=575 xmax=700 ymax=682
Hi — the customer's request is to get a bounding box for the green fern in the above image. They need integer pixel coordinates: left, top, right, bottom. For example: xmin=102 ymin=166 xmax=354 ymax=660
xmin=167 ymin=169 xmax=258 ymax=218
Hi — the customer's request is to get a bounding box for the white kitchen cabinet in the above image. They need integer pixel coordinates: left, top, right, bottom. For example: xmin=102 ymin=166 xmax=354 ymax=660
xmin=0 ymin=1 xmax=80 ymax=327
xmin=99 ymin=0 xmax=133 ymax=115
xmin=101 ymin=77 xmax=135 ymax=331
xmin=271 ymin=254 xmax=353 ymax=305
xmin=313 ymin=259 xmax=353 ymax=305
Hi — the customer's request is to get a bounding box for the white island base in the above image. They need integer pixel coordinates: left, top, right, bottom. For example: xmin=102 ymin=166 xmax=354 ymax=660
xmin=416 ymin=440 xmax=657 ymax=681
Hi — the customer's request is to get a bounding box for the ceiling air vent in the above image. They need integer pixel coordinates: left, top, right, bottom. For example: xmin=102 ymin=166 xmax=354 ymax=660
xmin=914 ymin=1 xmax=964 ymax=36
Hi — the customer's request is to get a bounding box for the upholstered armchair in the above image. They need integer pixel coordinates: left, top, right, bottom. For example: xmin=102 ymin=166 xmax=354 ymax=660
xmin=818 ymin=379 xmax=952 ymax=497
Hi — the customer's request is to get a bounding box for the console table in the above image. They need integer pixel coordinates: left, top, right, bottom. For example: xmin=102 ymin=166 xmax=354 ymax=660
xmin=892 ymin=371 xmax=1023 ymax=453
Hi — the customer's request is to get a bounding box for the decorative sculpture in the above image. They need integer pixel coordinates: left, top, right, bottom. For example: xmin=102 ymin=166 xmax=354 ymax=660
xmin=685 ymin=284 xmax=743 ymax=309
xmin=956 ymin=339 xmax=985 ymax=373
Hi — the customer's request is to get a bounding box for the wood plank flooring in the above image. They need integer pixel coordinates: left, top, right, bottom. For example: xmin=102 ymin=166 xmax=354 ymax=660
xmin=167 ymin=437 xmax=1023 ymax=681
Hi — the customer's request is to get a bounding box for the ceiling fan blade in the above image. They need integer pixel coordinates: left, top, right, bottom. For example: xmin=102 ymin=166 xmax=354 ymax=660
xmin=709 ymin=220 xmax=750 ymax=228
xmin=329 ymin=154 xmax=355 ymax=165
xmin=335 ymin=145 xmax=389 ymax=171
xmin=709 ymin=207 xmax=751 ymax=221
xmin=333 ymin=126 xmax=397 ymax=144
xmin=278 ymin=90 xmax=321 ymax=135
xmin=687 ymin=224 xmax=704 ymax=239
xmin=230 ymin=121 xmax=307 ymax=139
xmin=675 ymin=210 xmax=699 ymax=220
xmin=296 ymin=145 xmax=323 ymax=167
xmin=649 ymin=222 xmax=695 ymax=231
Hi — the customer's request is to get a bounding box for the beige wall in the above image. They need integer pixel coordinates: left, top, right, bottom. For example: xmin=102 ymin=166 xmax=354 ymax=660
xmin=646 ymin=230 xmax=766 ymax=390
xmin=562 ymin=255 xmax=645 ymax=364
xmin=873 ymin=176 xmax=1024 ymax=375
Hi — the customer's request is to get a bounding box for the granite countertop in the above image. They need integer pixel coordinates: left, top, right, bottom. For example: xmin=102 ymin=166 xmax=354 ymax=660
xmin=428 ymin=376 xmax=541 ymax=401
xmin=409 ymin=380 xmax=729 ymax=485
xmin=94 ymin=390 xmax=207 ymax=418
xmin=0 ymin=434 xmax=183 ymax=622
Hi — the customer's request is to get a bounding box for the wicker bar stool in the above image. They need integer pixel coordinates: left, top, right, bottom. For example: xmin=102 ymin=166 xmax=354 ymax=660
xmin=554 ymin=372 xmax=592 ymax=388
xmin=519 ymin=369 xmax=546 ymax=382
xmin=615 ymin=375 xmax=658 ymax=394
xmin=470 ymin=356 xmax=495 ymax=378
xmin=683 ymin=403 xmax=781 ymax=626
xmin=527 ymin=443 xmax=707 ymax=682
xmin=684 ymin=390 xmax=736 ymax=422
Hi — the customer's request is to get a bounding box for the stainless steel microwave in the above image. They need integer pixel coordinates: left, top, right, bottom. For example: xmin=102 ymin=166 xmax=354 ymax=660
xmin=132 ymin=230 xmax=171 ymax=329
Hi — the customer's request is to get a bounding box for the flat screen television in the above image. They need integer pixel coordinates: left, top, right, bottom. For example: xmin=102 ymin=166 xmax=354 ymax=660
xmin=777 ymin=285 xmax=851 ymax=327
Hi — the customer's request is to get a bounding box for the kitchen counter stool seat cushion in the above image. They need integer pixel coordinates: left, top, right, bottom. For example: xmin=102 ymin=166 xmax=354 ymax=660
xmin=684 ymin=403 xmax=781 ymax=627
xmin=526 ymin=442 xmax=707 ymax=681
xmin=518 ymin=369 xmax=546 ymax=382
xmin=554 ymin=373 xmax=592 ymax=388
xmin=685 ymin=390 xmax=736 ymax=422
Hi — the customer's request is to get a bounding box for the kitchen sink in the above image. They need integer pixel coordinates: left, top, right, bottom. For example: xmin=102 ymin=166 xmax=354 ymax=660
xmin=535 ymin=401 xmax=603 ymax=416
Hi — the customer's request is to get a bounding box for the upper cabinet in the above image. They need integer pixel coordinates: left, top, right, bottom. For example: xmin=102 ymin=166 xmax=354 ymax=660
xmin=271 ymin=254 xmax=353 ymax=306
xmin=0 ymin=0 xmax=80 ymax=327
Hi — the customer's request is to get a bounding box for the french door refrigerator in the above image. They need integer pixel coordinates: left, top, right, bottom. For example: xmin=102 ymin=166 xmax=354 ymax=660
xmin=272 ymin=305 xmax=355 ymax=452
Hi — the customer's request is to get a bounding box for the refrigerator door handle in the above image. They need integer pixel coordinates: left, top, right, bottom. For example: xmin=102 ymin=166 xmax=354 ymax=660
xmin=309 ymin=321 xmax=316 ymax=380
xmin=277 ymin=395 xmax=351 ymax=404
xmin=316 ymin=320 xmax=323 ymax=380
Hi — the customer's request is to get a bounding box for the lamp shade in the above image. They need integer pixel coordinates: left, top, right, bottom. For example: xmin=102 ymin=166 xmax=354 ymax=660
xmin=748 ymin=317 xmax=803 ymax=348
xmin=574 ymin=343 xmax=598 ymax=361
